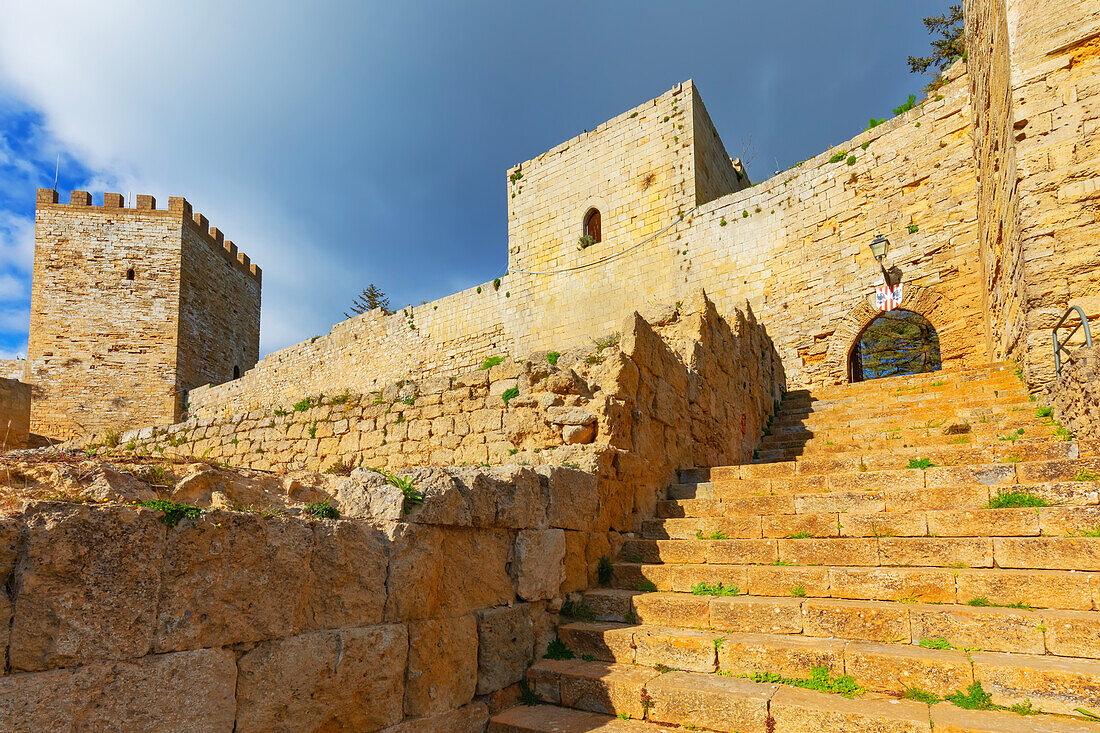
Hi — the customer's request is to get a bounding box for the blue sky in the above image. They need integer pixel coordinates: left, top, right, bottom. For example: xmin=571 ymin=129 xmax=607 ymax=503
xmin=0 ymin=0 xmax=953 ymax=358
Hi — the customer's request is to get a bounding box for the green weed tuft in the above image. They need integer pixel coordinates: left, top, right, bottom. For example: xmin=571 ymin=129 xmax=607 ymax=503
xmin=986 ymin=490 xmax=1049 ymax=509
xmin=544 ymin=638 xmax=575 ymax=660
xmin=137 ymin=499 xmax=203 ymax=528
xmin=750 ymin=665 xmax=864 ymax=698
xmin=907 ymin=458 xmax=935 ymax=469
xmin=303 ymin=502 xmax=340 ymax=519
xmin=546 ymin=351 xmax=561 ymax=365
xmin=479 ymin=356 xmax=505 ymax=370
xmin=691 ymin=581 xmax=739 ymax=596
xmin=597 ymin=556 xmax=613 ymax=586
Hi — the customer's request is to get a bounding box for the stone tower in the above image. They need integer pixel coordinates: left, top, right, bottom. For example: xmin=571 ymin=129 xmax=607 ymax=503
xmin=28 ymin=189 xmax=262 ymax=439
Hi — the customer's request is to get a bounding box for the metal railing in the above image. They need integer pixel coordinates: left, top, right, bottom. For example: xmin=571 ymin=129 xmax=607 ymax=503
xmin=1052 ymin=305 xmax=1094 ymax=375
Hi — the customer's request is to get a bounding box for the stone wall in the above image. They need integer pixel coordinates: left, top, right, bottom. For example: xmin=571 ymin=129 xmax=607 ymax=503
xmin=0 ymin=377 xmax=30 ymax=450
xmin=1043 ymin=344 xmax=1100 ymax=441
xmin=0 ymin=465 xmax=608 ymax=732
xmin=965 ymin=0 xmax=1025 ymax=365
xmin=27 ymin=191 xmax=261 ymax=440
xmin=176 ymin=204 xmax=262 ymax=404
xmin=114 ymin=291 xmax=784 ymax=530
xmin=1003 ymin=0 xmax=1100 ymax=386
xmin=0 ymin=359 xmax=27 ymax=382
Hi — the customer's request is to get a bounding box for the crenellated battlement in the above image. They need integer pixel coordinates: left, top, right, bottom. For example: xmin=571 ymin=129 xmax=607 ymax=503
xmin=35 ymin=188 xmax=261 ymax=283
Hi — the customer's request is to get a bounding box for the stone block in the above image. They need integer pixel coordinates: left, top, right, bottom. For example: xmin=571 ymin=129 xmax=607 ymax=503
xmin=878 ymin=537 xmax=993 ymax=567
xmin=541 ymin=466 xmax=599 ymax=531
xmin=476 ymin=603 xmax=534 ymax=694
xmin=717 ymin=634 xmax=845 ymax=678
xmin=926 ymin=509 xmax=1040 ymax=537
xmin=631 ymin=592 xmax=709 ymax=628
xmin=646 ymin=671 xmax=774 ymax=731
xmin=303 ymin=519 xmax=388 ymax=630
xmin=1042 ymin=609 xmax=1100 ymax=658
xmin=235 ymin=625 xmax=407 ymax=732
xmin=779 ymin=537 xmax=878 ymax=566
xmin=557 ymin=622 xmax=635 ymax=664
xmin=801 ymin=599 xmax=911 ymax=643
xmin=405 ymin=615 xmax=478 ymax=716
xmin=993 ymin=537 xmax=1100 ymax=570
xmin=9 ymin=504 xmax=165 ymax=672
xmin=828 ymin=567 xmax=955 ymax=604
xmin=955 ymin=568 xmax=1093 ymax=610
xmin=910 ymin=605 xmax=1046 ymax=654
xmin=770 ymin=685 xmax=931 ymax=732
xmin=845 ymin=641 xmax=973 ymax=696
xmin=704 ymin=538 xmax=778 ymax=564
xmin=0 ymin=648 xmax=238 ymax=732
xmin=153 ymin=511 xmax=312 ymax=652
xmin=513 ymin=529 xmax=566 ymax=601
xmin=970 ymin=651 xmax=1100 ymax=715
xmin=742 ymin=565 xmax=830 ymax=598
xmin=633 ymin=626 xmax=724 ymax=672
xmin=559 ymin=661 xmax=657 ymax=718
xmin=386 ymin=524 xmax=514 ymax=621
xmin=710 ymin=596 xmax=804 ymax=634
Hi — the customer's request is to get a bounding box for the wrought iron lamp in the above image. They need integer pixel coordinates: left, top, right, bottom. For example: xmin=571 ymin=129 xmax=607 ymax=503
xmin=869 ymin=235 xmax=892 ymax=286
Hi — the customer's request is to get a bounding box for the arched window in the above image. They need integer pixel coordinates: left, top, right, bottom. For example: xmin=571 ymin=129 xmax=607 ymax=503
xmin=126 ymin=268 xmax=135 ymax=281
xmin=583 ymin=209 xmax=602 ymax=244
xmin=849 ymin=310 xmax=941 ymax=382
xmin=233 ymin=365 xmax=240 ymax=380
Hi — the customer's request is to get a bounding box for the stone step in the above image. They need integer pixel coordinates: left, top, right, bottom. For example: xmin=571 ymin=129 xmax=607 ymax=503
xmin=770 ymin=398 xmax=1035 ymax=430
xmin=662 ymin=481 xmax=1100 ymax=519
xmin=579 ymin=590 xmax=1100 ymax=658
xmin=557 ymin=621 xmax=1100 ymax=716
xmin=603 ymin=564 xmax=1098 ymax=610
xmin=616 ymin=535 xmax=1100 ymax=571
xmin=491 ymin=689 xmax=1100 ymax=733
xmin=687 ymin=455 xmax=1100 ymax=482
xmin=488 ymin=704 xmax=656 ymax=732
xmin=754 ymin=437 xmax=1079 ymax=467
xmin=676 ymin=463 xmax=1100 ymax=502
xmin=643 ymin=505 xmax=1100 ymax=540
xmin=758 ymin=423 xmax=1068 ymax=454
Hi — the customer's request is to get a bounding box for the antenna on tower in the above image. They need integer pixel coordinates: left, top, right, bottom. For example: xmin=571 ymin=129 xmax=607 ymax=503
xmin=53 ymin=154 xmax=59 ymax=191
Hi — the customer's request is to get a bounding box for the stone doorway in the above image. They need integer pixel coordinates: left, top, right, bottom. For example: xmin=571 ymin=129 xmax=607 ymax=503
xmin=848 ymin=309 xmax=942 ymax=382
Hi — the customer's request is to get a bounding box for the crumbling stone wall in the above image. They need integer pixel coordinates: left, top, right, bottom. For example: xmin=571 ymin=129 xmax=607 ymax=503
xmin=108 ymin=291 xmax=783 ymax=530
xmin=0 ymin=465 xmax=605 ymax=732
xmin=0 ymin=377 xmax=30 ymax=450
xmin=1043 ymin=345 xmax=1100 ymax=441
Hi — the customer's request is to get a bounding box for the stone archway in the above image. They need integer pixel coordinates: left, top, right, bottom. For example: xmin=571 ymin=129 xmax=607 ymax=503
xmin=822 ymin=282 xmax=945 ymax=385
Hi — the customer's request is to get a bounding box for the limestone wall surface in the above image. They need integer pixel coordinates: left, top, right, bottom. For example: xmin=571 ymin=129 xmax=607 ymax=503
xmin=28 ymin=193 xmax=184 ymax=439
xmin=1044 ymin=344 xmax=1100 ymax=441
xmin=966 ymin=0 xmax=1025 ymax=365
xmin=0 ymin=465 xmax=607 ymax=732
xmin=0 ymin=359 xmax=27 ymax=382
xmin=0 ymin=378 xmax=30 ymax=450
xmin=27 ymin=192 xmax=262 ymax=440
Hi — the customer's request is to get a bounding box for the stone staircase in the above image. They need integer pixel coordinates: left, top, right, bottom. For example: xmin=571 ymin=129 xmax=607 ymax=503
xmin=489 ymin=363 xmax=1100 ymax=732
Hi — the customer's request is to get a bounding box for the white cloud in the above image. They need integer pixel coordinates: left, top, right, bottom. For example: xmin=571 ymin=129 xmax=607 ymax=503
xmin=0 ymin=212 xmax=34 ymax=278
xmin=0 ymin=342 xmax=27 ymax=360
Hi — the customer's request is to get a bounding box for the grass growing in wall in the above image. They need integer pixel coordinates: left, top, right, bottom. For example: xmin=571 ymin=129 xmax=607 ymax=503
xmin=546 ymin=351 xmax=561 ymax=365
xmin=137 ymin=499 xmax=203 ymax=528
xmin=986 ymin=490 xmax=1050 ymax=509
xmin=748 ymin=666 xmax=864 ymax=698
xmin=479 ymin=356 xmax=505 ymax=370
xmin=691 ymin=581 xmax=739 ymax=596
xmin=828 ymin=151 xmax=848 ymax=164
xmin=502 ymin=387 xmax=519 ymax=405
xmin=303 ymin=502 xmax=340 ymax=519
xmin=544 ymin=639 xmax=575 ymax=660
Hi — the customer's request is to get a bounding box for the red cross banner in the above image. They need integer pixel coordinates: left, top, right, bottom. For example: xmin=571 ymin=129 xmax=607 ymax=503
xmin=875 ymin=282 xmax=903 ymax=312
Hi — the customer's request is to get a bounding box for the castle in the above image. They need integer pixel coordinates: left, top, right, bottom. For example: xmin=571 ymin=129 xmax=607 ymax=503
xmin=0 ymin=0 xmax=1099 ymax=730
